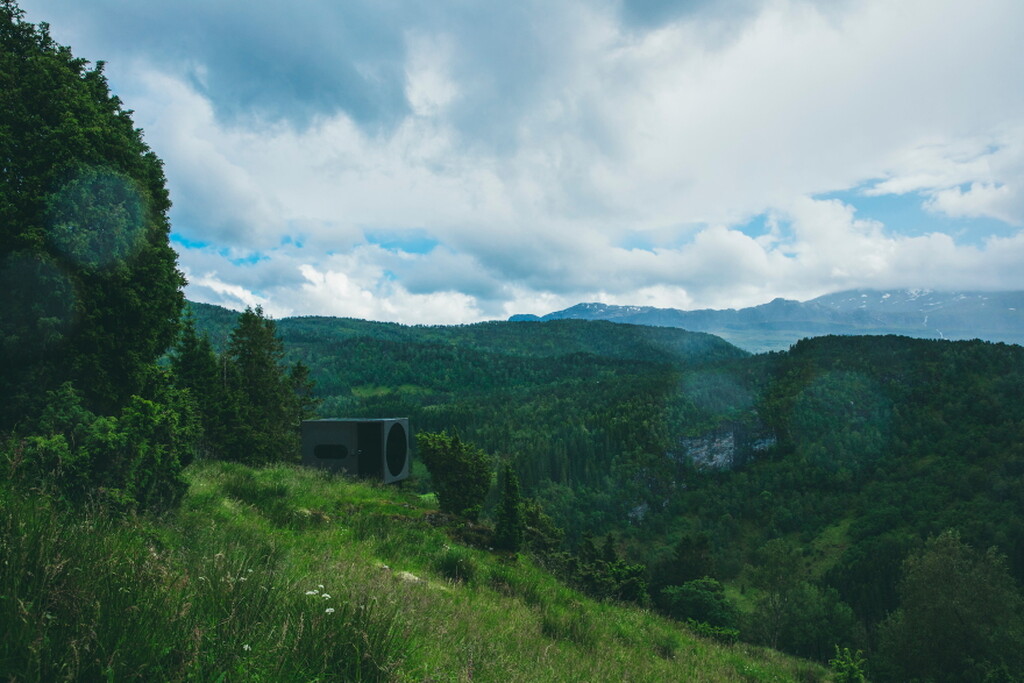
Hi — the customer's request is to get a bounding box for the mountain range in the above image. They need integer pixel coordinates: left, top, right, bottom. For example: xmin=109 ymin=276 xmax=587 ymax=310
xmin=510 ymin=289 xmax=1024 ymax=352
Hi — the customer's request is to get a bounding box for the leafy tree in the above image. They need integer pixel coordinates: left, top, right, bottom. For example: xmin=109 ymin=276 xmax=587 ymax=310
xmin=747 ymin=539 xmax=803 ymax=649
xmin=829 ymin=647 xmax=867 ymax=683
xmin=494 ymin=462 xmax=525 ymax=552
xmin=650 ymin=532 xmax=716 ymax=606
xmin=0 ymin=1 xmax=184 ymax=427
xmin=660 ymin=577 xmax=738 ymax=628
xmin=746 ymin=538 xmax=858 ymax=661
xmin=567 ymin=533 xmax=649 ymax=604
xmin=416 ymin=431 xmax=491 ymax=521
xmin=876 ymin=530 xmax=1024 ymax=682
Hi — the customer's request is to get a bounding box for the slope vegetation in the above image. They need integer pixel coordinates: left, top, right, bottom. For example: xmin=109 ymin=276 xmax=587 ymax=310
xmin=1 ymin=462 xmax=825 ymax=681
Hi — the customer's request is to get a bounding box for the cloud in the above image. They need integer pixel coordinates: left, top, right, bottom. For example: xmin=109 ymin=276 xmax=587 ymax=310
xmin=17 ymin=0 xmax=1024 ymax=323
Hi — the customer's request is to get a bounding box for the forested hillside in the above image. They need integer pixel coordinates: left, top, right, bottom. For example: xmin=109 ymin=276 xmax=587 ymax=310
xmin=188 ymin=301 xmax=756 ymax=540
xmin=5 ymin=0 xmax=1023 ymax=676
xmin=190 ymin=301 xmax=1024 ymax=680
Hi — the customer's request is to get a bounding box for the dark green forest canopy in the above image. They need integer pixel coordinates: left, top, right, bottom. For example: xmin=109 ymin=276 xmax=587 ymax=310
xmin=190 ymin=303 xmax=1024 ymax=664
xmin=186 ymin=300 xmax=749 ymax=364
xmin=0 ymin=0 xmax=184 ymax=426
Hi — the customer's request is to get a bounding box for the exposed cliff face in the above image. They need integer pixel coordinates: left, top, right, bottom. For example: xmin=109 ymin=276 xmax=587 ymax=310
xmin=677 ymin=427 xmax=776 ymax=470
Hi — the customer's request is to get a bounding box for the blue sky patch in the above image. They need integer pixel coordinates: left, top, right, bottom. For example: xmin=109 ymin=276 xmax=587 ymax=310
xmin=365 ymin=229 xmax=440 ymax=254
xmin=171 ymin=233 xmax=211 ymax=250
xmin=818 ymin=188 xmax=1015 ymax=246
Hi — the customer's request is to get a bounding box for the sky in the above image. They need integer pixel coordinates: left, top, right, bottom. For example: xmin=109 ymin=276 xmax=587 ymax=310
xmin=18 ymin=0 xmax=1024 ymax=324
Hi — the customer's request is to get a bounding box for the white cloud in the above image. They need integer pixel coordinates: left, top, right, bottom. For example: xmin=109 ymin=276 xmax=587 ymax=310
xmin=298 ymin=263 xmax=482 ymax=324
xmin=404 ymin=32 xmax=460 ymax=117
xmin=28 ymin=0 xmax=1024 ymax=323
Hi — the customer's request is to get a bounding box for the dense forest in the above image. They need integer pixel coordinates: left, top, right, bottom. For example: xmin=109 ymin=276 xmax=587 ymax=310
xmin=187 ymin=301 xmax=1024 ymax=681
xmin=4 ymin=0 xmax=1024 ymax=679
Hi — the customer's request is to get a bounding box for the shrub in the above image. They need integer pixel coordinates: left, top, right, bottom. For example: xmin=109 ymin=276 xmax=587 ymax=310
xmin=416 ymin=431 xmax=491 ymax=521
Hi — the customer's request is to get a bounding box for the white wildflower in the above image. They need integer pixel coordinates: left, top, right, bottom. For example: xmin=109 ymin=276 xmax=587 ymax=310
xmin=305 ymin=590 xmax=319 ymax=596
xmin=318 ymin=584 xmax=325 ymax=590
xmin=325 ymin=607 xmax=335 ymax=614
xmin=242 ymin=644 xmax=251 ymax=652
xmin=322 ymin=593 xmax=331 ymax=600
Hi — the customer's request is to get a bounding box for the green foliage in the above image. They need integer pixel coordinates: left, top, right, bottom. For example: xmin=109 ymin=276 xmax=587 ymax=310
xmin=521 ymin=496 xmax=565 ymax=555
xmin=0 ymin=1 xmax=183 ymax=427
xmin=415 ymin=431 xmax=491 ymax=520
xmin=661 ymin=577 xmax=738 ymax=629
xmin=876 ymin=530 xmax=1024 ymax=682
xmin=494 ymin=462 xmax=525 ymax=552
xmin=172 ymin=307 xmax=318 ymax=463
xmin=563 ymin=533 xmax=649 ymax=604
xmin=4 ymin=376 xmax=197 ymax=512
xmin=191 ymin=305 xmax=1024 ymax=674
xmin=745 ymin=539 xmax=859 ymax=662
xmin=650 ymin=532 xmax=717 ymax=603
xmin=829 ymin=646 xmax=867 ymax=683
xmin=686 ymin=619 xmax=740 ymax=645
xmin=222 ymin=306 xmax=304 ymax=463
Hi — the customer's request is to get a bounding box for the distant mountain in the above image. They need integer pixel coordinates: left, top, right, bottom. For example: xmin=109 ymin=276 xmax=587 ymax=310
xmin=510 ymin=289 xmax=1024 ymax=352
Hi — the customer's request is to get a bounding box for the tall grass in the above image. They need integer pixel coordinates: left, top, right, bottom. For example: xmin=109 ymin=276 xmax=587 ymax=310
xmin=1 ymin=462 xmax=829 ymax=681
xmin=0 ymin=484 xmax=409 ymax=681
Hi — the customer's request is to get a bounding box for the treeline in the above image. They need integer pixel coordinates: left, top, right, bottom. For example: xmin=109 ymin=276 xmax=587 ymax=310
xmin=172 ymin=307 xmax=317 ymax=464
xmin=189 ymin=303 xmax=754 ymax=541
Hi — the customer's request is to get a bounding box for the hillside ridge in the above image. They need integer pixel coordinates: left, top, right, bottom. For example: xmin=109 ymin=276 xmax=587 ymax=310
xmin=509 ymin=288 xmax=1024 ymax=351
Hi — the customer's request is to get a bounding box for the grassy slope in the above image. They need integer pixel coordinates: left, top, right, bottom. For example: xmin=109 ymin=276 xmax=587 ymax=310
xmin=2 ymin=462 xmax=827 ymax=682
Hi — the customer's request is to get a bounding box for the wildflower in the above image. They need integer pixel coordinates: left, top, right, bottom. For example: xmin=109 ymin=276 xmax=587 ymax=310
xmin=242 ymin=644 xmax=252 ymax=652
xmin=318 ymin=584 xmax=325 ymax=590
xmin=325 ymin=607 xmax=335 ymax=614
xmin=305 ymin=590 xmax=319 ymax=596
xmin=322 ymin=593 xmax=331 ymax=600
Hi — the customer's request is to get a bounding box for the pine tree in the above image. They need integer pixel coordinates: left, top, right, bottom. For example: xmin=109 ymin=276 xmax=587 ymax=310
xmin=221 ymin=306 xmax=311 ymax=463
xmin=494 ymin=462 xmax=525 ymax=552
xmin=171 ymin=315 xmax=241 ymax=459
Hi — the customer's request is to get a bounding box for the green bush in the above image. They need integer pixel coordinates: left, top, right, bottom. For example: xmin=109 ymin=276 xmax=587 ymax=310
xmin=5 ymin=379 xmax=197 ymax=512
xmin=416 ymin=431 xmax=491 ymax=521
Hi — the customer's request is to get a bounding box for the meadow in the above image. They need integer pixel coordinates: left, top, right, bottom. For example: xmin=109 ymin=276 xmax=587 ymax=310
xmin=1 ymin=461 xmax=829 ymax=682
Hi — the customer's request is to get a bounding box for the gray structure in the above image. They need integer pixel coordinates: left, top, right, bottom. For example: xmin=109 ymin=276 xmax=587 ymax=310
xmin=301 ymin=418 xmax=410 ymax=484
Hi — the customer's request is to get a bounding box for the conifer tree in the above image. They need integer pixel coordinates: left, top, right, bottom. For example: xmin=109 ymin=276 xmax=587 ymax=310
xmin=171 ymin=315 xmax=241 ymax=459
xmin=223 ymin=306 xmax=301 ymax=463
xmin=416 ymin=431 xmax=491 ymax=521
xmin=0 ymin=0 xmax=184 ymax=427
xmin=494 ymin=462 xmax=525 ymax=552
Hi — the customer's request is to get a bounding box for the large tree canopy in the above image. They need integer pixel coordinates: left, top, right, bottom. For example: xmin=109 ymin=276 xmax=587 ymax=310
xmin=0 ymin=0 xmax=184 ymax=428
